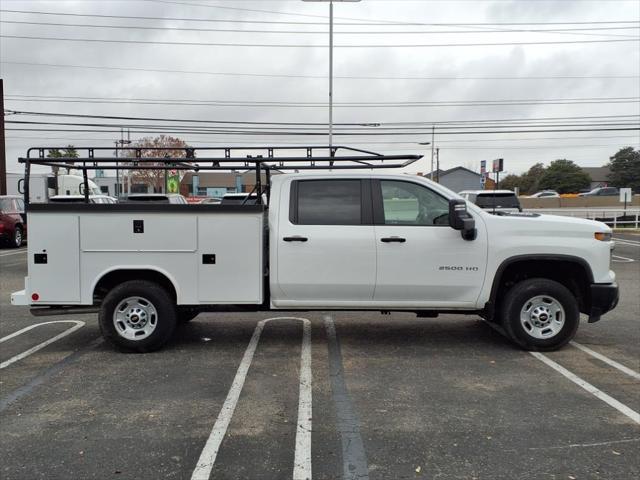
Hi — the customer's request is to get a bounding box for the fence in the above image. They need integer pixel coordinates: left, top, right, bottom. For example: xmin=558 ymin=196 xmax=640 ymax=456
xmin=525 ymin=208 xmax=640 ymax=228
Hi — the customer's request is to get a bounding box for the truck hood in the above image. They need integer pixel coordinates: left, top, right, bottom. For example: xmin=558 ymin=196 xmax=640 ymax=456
xmin=486 ymin=211 xmax=611 ymax=237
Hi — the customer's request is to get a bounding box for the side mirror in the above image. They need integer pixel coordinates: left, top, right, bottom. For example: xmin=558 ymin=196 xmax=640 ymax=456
xmin=17 ymin=178 xmax=25 ymax=194
xmin=449 ymin=199 xmax=477 ymax=241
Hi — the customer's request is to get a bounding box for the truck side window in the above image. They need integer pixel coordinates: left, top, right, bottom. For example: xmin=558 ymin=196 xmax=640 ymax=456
xmin=380 ymin=180 xmax=449 ymax=226
xmin=295 ymin=180 xmax=362 ymax=225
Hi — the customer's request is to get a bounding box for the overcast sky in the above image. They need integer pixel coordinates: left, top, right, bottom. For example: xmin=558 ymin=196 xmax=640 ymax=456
xmin=1 ymin=0 xmax=639 ymax=176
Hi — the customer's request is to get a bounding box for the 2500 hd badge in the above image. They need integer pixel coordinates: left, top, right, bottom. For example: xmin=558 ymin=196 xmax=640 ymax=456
xmin=439 ymin=266 xmax=480 ymax=271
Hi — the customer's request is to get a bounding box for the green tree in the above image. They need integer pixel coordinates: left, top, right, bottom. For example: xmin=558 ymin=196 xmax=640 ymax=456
xmin=607 ymin=147 xmax=640 ymax=192
xmin=47 ymin=145 xmax=79 ymax=174
xmin=499 ymin=174 xmax=522 ymax=192
xmin=497 ymin=163 xmax=547 ymax=194
xmin=520 ymin=162 xmax=546 ymax=194
xmin=539 ymin=159 xmax=591 ymax=194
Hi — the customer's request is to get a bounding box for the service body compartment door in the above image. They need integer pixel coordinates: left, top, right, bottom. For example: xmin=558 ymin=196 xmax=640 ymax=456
xmin=197 ymin=213 xmax=263 ymax=303
xmin=274 ymin=179 xmax=376 ymax=305
xmin=28 ymin=213 xmax=81 ymax=303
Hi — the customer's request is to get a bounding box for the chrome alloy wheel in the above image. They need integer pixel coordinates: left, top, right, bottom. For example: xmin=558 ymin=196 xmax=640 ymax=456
xmin=113 ymin=296 xmax=158 ymax=340
xmin=520 ymin=295 xmax=565 ymax=339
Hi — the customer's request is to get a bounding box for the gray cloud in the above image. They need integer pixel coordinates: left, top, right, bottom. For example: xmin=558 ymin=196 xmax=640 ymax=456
xmin=2 ymin=0 xmax=639 ymax=176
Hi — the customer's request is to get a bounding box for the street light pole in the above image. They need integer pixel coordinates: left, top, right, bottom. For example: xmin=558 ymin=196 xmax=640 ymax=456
xmin=303 ymin=0 xmax=361 ymax=156
xmin=329 ymin=0 xmax=333 ymax=154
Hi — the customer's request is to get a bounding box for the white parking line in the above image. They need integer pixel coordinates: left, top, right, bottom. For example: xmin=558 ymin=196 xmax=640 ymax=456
xmin=612 ymin=254 xmax=635 ymax=263
xmin=530 ymin=352 xmax=640 ymax=425
xmin=191 ymin=317 xmax=312 ymax=480
xmin=0 ymin=248 xmax=27 ymax=257
xmin=0 ymin=320 xmax=85 ymax=369
xmin=570 ymin=341 xmax=640 ymax=381
xmin=613 ymin=238 xmax=640 ymax=247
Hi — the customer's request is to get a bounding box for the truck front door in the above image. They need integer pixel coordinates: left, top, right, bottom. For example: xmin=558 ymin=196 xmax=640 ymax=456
xmin=273 ymin=178 xmax=376 ymax=306
xmin=372 ymin=179 xmax=488 ymax=307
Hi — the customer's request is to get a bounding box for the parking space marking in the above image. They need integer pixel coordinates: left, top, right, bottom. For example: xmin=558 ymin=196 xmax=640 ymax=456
xmin=324 ymin=315 xmax=369 ymax=480
xmin=0 ymin=338 xmax=103 ymax=413
xmin=612 ymin=254 xmax=635 ymax=263
xmin=613 ymin=237 xmax=640 ymax=246
xmin=0 ymin=248 xmax=27 ymax=257
xmin=191 ymin=317 xmax=312 ymax=480
xmin=570 ymin=341 xmax=640 ymax=381
xmin=0 ymin=320 xmax=85 ymax=369
xmin=530 ymin=352 xmax=640 ymax=424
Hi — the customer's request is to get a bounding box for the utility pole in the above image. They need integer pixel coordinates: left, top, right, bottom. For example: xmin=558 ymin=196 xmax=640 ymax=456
xmin=0 ymin=79 xmax=6 ymax=195
xmin=430 ymin=125 xmax=435 ymax=180
xmin=435 ymin=148 xmax=440 ymax=183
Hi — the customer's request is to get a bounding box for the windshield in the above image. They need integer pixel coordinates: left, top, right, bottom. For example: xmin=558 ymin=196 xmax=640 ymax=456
xmin=0 ymin=198 xmax=16 ymax=212
xmin=475 ymin=193 xmax=521 ymax=209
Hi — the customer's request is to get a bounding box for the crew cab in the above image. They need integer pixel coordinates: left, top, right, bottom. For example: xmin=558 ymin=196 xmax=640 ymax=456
xmin=11 ymin=146 xmax=619 ymax=353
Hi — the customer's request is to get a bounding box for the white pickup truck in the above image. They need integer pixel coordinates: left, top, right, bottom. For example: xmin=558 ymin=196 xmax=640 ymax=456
xmin=11 ymin=146 xmax=619 ymax=352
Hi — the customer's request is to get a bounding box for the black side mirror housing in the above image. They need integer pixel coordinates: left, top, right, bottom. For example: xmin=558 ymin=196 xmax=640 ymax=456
xmin=449 ymin=199 xmax=477 ymax=241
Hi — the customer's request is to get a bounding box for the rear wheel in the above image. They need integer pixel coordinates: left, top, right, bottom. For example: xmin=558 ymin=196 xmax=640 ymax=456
xmin=99 ymin=280 xmax=177 ymax=352
xmin=11 ymin=226 xmax=23 ymax=248
xmin=500 ymin=278 xmax=580 ymax=351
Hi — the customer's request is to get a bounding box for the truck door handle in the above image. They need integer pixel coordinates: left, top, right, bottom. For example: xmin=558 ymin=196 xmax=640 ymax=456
xmin=283 ymin=236 xmax=308 ymax=242
xmin=381 ymin=236 xmax=406 ymax=243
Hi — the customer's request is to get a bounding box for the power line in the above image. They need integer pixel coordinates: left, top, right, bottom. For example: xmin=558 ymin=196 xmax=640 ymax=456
xmin=2 ymin=19 xmax=638 ymax=37
xmin=7 ymin=109 xmax=638 ymax=128
xmin=5 ymin=94 xmax=638 ymax=108
xmin=3 ymin=34 xmax=637 ymax=48
xmin=8 ymin=119 xmax=639 ymax=134
xmin=3 ymin=9 xmax=636 ymax=27
xmin=4 ymin=60 xmax=637 ymax=81
xmin=7 ymin=127 xmax=640 ymax=136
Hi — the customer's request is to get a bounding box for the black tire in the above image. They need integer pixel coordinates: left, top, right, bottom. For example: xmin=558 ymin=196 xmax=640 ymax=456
xmin=99 ymin=280 xmax=177 ymax=352
xmin=500 ymin=278 xmax=580 ymax=351
xmin=11 ymin=226 xmax=23 ymax=248
xmin=177 ymin=307 xmax=200 ymax=324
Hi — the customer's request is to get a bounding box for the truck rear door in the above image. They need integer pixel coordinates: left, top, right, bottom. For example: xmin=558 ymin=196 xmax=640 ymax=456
xmin=273 ymin=178 xmax=376 ymax=306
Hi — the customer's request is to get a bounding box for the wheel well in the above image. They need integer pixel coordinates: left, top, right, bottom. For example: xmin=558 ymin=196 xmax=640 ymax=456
xmin=93 ymin=269 xmax=177 ymax=304
xmin=491 ymin=258 xmax=592 ymax=315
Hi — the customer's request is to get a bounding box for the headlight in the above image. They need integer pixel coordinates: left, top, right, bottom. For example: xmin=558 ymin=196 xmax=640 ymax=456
xmin=594 ymin=232 xmax=612 ymax=241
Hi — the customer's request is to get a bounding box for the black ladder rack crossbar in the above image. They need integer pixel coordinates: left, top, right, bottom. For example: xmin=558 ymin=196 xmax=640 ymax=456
xmin=19 ymin=145 xmax=423 ymax=205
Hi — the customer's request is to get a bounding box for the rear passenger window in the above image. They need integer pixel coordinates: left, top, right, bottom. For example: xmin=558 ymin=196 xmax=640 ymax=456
xmin=294 ymin=180 xmax=362 ymax=225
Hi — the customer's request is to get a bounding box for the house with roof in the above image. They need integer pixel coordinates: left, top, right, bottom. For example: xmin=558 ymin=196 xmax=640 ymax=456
xmin=581 ymin=166 xmax=611 ymax=190
xmin=423 ymin=166 xmax=495 ymax=193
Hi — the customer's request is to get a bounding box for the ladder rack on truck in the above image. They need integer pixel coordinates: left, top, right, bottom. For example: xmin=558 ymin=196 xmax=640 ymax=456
xmin=19 ymin=145 xmax=422 ymax=206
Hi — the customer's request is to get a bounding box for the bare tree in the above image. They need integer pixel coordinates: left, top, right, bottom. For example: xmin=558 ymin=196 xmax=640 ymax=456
xmin=125 ymin=136 xmax=188 ymax=192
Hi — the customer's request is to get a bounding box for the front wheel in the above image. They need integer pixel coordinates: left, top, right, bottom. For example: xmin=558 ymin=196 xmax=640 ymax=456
xmin=99 ymin=280 xmax=177 ymax=352
xmin=500 ymin=278 xmax=580 ymax=351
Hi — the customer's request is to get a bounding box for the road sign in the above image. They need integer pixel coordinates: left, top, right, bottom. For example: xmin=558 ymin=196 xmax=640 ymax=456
xmin=620 ymin=188 xmax=632 ymax=203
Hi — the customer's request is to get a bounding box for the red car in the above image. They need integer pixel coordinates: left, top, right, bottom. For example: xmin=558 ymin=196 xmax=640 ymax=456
xmin=0 ymin=195 xmax=27 ymax=248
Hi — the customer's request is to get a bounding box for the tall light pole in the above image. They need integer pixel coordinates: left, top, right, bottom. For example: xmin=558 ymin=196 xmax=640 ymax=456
xmin=303 ymin=0 xmax=361 ymax=155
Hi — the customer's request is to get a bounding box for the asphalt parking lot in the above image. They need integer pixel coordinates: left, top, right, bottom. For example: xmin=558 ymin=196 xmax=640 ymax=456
xmin=1 ymin=234 xmax=638 ymax=480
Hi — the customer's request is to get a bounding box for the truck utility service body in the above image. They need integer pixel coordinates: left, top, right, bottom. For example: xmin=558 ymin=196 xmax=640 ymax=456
xmin=11 ymin=146 xmax=619 ymax=352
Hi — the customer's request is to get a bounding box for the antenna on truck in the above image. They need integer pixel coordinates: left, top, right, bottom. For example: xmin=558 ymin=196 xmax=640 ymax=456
xmin=19 ymin=145 xmax=422 ymax=206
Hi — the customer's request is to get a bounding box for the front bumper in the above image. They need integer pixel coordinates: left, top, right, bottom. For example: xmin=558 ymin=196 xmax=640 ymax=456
xmin=588 ymin=283 xmax=619 ymax=323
